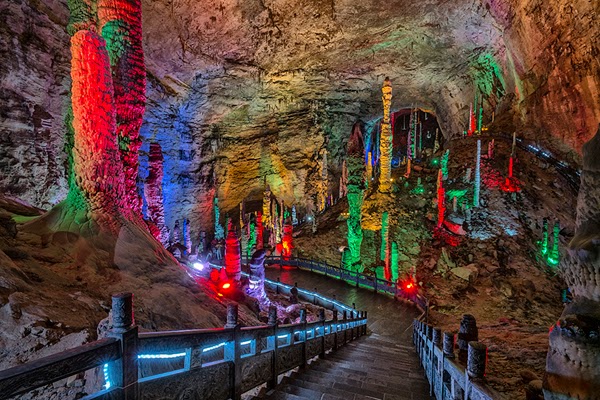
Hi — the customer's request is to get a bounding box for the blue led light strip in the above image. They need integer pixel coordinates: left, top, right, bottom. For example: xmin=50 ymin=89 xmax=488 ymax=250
xmin=138 ymin=352 xmax=187 ymax=359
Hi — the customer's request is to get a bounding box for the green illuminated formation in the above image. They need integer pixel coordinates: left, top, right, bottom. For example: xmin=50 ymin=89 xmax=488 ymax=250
xmin=473 ymin=140 xmax=481 ymax=207
xmin=441 ymin=149 xmax=450 ymax=180
xmin=380 ymin=211 xmax=389 ymax=261
xmin=540 ymin=218 xmax=549 ymax=256
xmin=346 ymin=124 xmax=366 ymax=271
xmin=214 ymin=197 xmax=224 ymax=240
xmin=247 ymin=213 xmax=257 ymax=258
xmin=379 ymin=78 xmax=393 ymax=192
xmin=391 ymin=241 xmax=399 ymax=282
xmin=548 ymin=221 xmax=560 ymax=267
xmin=478 ymin=106 xmax=483 ymax=134
xmin=411 ymin=178 xmax=425 ymax=195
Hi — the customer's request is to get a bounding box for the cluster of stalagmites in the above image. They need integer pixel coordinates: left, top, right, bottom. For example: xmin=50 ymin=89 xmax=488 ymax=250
xmin=544 ymin=125 xmax=600 ymax=399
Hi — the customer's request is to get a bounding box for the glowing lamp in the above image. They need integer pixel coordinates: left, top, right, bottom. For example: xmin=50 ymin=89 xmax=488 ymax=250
xmin=192 ymin=262 xmax=204 ymax=271
xmin=222 ymin=282 xmax=231 ymax=290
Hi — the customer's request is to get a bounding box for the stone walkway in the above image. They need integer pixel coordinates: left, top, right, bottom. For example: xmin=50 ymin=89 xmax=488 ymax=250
xmin=255 ymin=267 xmax=432 ymax=400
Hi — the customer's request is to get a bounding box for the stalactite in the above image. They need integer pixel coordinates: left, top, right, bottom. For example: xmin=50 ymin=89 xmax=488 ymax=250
xmin=346 ymin=125 xmax=366 ymax=271
xmin=224 ymin=220 xmax=241 ymax=281
xmin=473 ymin=140 xmax=481 ymax=207
xmin=97 ymin=0 xmax=146 ymax=214
xmin=379 ymin=77 xmax=392 ymax=192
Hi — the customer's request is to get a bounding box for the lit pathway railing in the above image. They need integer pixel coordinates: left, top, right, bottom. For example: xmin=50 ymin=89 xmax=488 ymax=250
xmin=242 ymin=255 xmax=429 ymax=314
xmin=0 ymin=289 xmax=366 ymax=400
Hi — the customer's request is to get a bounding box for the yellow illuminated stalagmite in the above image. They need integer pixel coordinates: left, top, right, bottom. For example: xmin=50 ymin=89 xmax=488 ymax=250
xmin=379 ymin=78 xmax=393 ymax=192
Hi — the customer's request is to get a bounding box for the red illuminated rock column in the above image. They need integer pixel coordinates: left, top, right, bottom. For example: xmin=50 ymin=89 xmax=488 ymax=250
xmin=224 ymin=221 xmax=242 ymax=281
xmin=144 ymin=142 xmax=168 ymax=244
xmin=256 ymin=211 xmax=264 ymax=250
xmin=282 ymin=218 xmax=293 ymax=259
xmin=98 ymin=0 xmax=146 ymax=213
xmin=70 ymin=29 xmax=125 ymax=220
xmin=437 ymin=169 xmax=445 ymax=228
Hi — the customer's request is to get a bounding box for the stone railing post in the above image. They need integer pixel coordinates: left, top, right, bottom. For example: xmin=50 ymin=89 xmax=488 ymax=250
xmin=432 ymin=328 xmax=442 ymax=349
xmin=458 ymin=314 xmax=478 ymax=363
xmin=443 ymin=332 xmax=455 ymax=358
xmin=332 ymin=310 xmax=338 ymax=351
xmin=342 ymin=310 xmax=348 ymax=345
xmin=467 ymin=342 xmax=487 ymax=379
xmin=109 ymin=292 xmax=138 ymax=399
xmin=267 ymin=305 xmax=278 ymax=390
xmin=299 ymin=309 xmax=308 ymax=369
xmin=318 ymin=308 xmax=326 ymax=359
xmin=224 ymin=304 xmax=241 ymax=400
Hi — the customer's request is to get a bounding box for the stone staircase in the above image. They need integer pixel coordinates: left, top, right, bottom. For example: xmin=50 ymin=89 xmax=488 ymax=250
xmin=253 ymin=334 xmax=431 ymax=400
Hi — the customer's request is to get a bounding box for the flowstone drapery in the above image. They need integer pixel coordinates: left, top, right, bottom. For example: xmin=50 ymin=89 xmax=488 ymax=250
xmin=544 ymin=125 xmax=600 ymax=399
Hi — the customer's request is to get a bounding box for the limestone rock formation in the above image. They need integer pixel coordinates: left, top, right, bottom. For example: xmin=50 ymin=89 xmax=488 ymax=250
xmin=544 ymin=125 xmax=600 ymax=399
xmin=144 ymin=142 xmax=168 ymax=244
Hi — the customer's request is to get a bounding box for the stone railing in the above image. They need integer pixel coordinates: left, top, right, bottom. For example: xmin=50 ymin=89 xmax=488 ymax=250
xmin=0 ymin=289 xmax=366 ymax=400
xmin=413 ymin=318 xmax=497 ymax=400
xmin=249 ymin=255 xmax=429 ymax=312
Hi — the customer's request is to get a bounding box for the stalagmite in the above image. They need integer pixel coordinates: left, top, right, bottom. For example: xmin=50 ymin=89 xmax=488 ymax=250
xmin=541 ymin=217 xmax=549 ymax=256
xmin=98 ymin=0 xmax=146 ymax=213
xmin=473 ymin=140 xmax=481 ymax=208
xmin=263 ymin=183 xmax=271 ymax=229
xmin=144 ymin=142 xmax=168 ymax=245
xmin=183 ymin=218 xmax=191 ymax=254
xmin=247 ymin=213 xmax=257 ymax=258
xmin=224 ymin=221 xmax=241 ymax=281
xmin=381 ymin=212 xmax=391 ymax=280
xmin=291 ymin=206 xmax=297 ymax=226
xmin=214 ymin=197 xmax=224 ymax=240
xmin=340 ymin=160 xmax=348 ymax=198
xmin=346 ymin=124 xmax=366 ymax=271
xmin=365 ymin=152 xmax=373 ymax=185
xmin=437 ymin=170 xmax=446 ymax=228
xmin=441 ymin=149 xmax=450 ymax=180
xmin=282 ymin=217 xmax=293 ymax=259
xmin=468 ymin=103 xmax=475 ymax=136
xmin=247 ymin=249 xmax=269 ymax=309
xmin=379 ymin=77 xmax=393 ymax=192
xmin=391 ymin=241 xmax=399 ymax=283
xmin=545 ymin=126 xmax=600 ymax=399
xmin=256 ymin=211 xmax=263 ymax=250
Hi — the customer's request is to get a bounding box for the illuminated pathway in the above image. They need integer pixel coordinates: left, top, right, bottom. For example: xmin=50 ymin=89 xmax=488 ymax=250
xmin=261 ymin=266 xmax=432 ymax=400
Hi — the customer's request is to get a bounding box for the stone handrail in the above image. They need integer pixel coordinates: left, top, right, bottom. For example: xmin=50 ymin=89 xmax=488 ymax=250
xmin=413 ymin=319 xmax=496 ymax=400
xmin=0 ymin=287 xmax=366 ymax=400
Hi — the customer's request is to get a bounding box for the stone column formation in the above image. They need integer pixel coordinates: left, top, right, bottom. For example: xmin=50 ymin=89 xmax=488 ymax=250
xmin=263 ymin=184 xmax=271 ymax=230
xmin=473 ymin=140 xmax=481 ymax=208
xmin=544 ymin=125 xmax=600 ymax=399
xmin=247 ymin=249 xmax=269 ymax=308
xmin=144 ymin=142 xmax=168 ymax=245
xmin=70 ymin=29 xmax=125 ymax=216
xmin=282 ymin=218 xmax=293 ymax=258
xmin=379 ymin=77 xmax=392 ymax=193
xmin=224 ymin=221 xmax=241 ymax=281
xmin=97 ymin=0 xmax=146 ymax=213
xmin=346 ymin=125 xmax=366 ymax=271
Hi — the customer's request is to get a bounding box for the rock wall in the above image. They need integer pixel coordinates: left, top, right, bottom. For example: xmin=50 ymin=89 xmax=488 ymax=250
xmin=1 ymin=0 xmax=597 ymax=244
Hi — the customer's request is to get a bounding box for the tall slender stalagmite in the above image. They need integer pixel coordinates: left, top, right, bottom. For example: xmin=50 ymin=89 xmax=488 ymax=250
xmin=144 ymin=142 xmax=168 ymax=244
xmin=346 ymin=124 xmax=366 ymax=271
xmin=98 ymin=0 xmax=146 ymax=213
xmin=379 ymin=77 xmax=392 ymax=192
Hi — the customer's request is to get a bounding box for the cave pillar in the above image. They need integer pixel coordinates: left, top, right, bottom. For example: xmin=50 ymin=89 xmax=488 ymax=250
xmin=224 ymin=221 xmax=241 ymax=281
xmin=544 ymin=128 xmax=600 ymax=398
xmin=473 ymin=140 xmax=481 ymax=208
xmin=282 ymin=218 xmax=293 ymax=259
xmin=256 ymin=211 xmax=263 ymax=250
xmin=379 ymin=78 xmax=392 ymax=193
xmin=97 ymin=0 xmax=146 ymax=214
xmin=262 ymin=183 xmax=271 ymax=229
xmin=144 ymin=142 xmax=168 ymax=245
xmin=70 ymin=29 xmax=125 ymax=219
xmin=247 ymin=249 xmax=269 ymax=309
xmin=346 ymin=125 xmax=366 ymax=271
